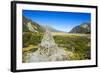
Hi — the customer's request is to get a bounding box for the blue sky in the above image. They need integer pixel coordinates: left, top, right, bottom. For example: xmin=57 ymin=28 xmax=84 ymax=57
xmin=23 ymin=10 xmax=91 ymax=32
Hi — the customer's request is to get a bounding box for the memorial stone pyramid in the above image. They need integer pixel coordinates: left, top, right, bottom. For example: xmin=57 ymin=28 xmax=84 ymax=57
xmin=26 ymin=25 xmax=67 ymax=62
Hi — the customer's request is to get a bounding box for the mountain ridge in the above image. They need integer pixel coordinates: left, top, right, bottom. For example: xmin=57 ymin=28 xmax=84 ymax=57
xmin=69 ymin=23 xmax=91 ymax=34
xmin=23 ymin=16 xmax=62 ymax=33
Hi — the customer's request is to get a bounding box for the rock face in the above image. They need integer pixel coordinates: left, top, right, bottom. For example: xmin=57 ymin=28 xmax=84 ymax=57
xmin=23 ymin=16 xmax=45 ymax=33
xmin=25 ymin=26 xmax=67 ymax=62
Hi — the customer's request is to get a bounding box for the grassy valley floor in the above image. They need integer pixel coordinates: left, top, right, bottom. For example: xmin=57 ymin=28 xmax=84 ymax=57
xmin=22 ymin=32 xmax=91 ymax=63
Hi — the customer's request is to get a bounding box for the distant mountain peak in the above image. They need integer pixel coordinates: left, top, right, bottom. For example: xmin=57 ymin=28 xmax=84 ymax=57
xmin=41 ymin=25 xmax=62 ymax=32
xmin=69 ymin=22 xmax=91 ymax=34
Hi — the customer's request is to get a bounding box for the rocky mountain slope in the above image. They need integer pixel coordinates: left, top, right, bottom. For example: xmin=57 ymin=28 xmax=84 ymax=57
xmin=69 ymin=23 xmax=91 ymax=34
